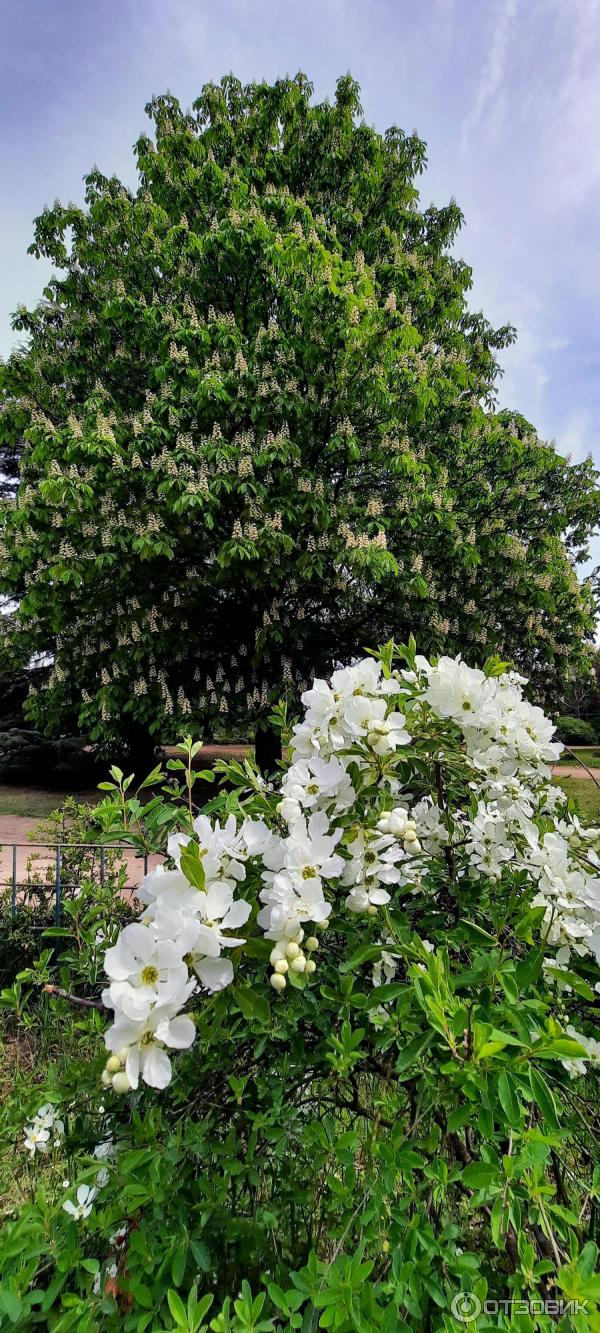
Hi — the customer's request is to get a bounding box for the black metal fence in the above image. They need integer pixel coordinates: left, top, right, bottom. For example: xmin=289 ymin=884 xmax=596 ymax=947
xmin=1 ymin=842 xmax=155 ymax=925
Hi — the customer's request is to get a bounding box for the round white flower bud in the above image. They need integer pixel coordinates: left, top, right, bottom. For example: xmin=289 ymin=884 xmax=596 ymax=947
xmin=404 ymin=828 xmax=418 ymax=843
xmin=270 ymin=972 xmax=286 ymax=991
xmin=367 ymin=904 xmax=378 ymax=916
xmin=286 ymin=941 xmax=301 ymax=959
xmin=289 ymin=954 xmax=306 ymax=973
xmin=306 ymin=936 xmax=319 ymax=951
xmin=305 ymin=959 xmax=317 ymax=975
xmin=274 ymin=958 xmax=289 ymax=974
xmin=112 ymin=1072 xmax=131 ymax=1094
xmin=106 ymin=1055 xmax=122 ymax=1074
xmin=101 ymin=1069 xmax=112 ymax=1087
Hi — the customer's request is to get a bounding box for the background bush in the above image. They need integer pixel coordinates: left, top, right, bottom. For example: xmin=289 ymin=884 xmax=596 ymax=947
xmin=555 ymin=715 xmax=598 ymax=746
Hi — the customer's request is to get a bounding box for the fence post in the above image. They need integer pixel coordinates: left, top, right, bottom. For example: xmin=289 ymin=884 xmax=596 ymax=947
xmin=100 ymin=846 xmax=105 ymax=890
xmin=55 ymin=846 xmax=62 ymax=928
xmin=11 ymin=844 xmax=17 ymax=921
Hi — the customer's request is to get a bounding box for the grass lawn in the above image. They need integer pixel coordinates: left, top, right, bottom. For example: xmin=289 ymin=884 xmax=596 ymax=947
xmin=555 ymin=747 xmax=600 ymax=767
xmin=2 ymin=773 xmax=600 ymax=826
xmin=552 ymin=774 xmax=600 ymax=823
xmin=0 ymin=786 xmax=102 ymax=819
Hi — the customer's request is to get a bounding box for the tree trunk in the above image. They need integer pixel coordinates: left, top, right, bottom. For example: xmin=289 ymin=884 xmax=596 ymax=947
xmin=254 ymin=721 xmax=282 ymax=777
xmin=117 ymin=723 xmax=157 ymax=779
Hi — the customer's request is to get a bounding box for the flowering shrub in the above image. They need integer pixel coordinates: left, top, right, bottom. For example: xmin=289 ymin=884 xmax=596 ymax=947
xmin=4 ymin=641 xmax=600 ymax=1330
xmin=99 ymin=643 xmax=600 ymax=1097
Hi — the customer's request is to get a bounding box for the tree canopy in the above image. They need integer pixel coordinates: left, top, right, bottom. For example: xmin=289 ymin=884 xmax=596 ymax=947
xmin=0 ymin=72 xmax=598 ymax=751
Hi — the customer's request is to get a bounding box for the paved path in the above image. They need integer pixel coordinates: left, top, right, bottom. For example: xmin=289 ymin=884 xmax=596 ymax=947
xmin=553 ymin=765 xmax=600 ymax=780
xmin=0 ymin=815 xmax=162 ymax=892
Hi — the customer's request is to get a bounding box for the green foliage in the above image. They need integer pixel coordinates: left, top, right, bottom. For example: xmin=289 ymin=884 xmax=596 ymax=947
xmin=2 ymin=745 xmax=600 ymax=1329
xmin=556 ymin=717 xmax=598 ymax=746
xmin=0 ymin=799 xmax=132 ymax=988
xmin=1 ymin=74 xmax=598 ymax=751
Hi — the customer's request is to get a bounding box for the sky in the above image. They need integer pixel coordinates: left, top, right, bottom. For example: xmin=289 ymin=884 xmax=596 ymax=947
xmin=1 ymin=0 xmax=599 ymax=569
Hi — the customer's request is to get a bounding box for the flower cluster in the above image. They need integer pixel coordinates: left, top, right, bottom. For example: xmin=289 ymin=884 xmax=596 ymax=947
xmin=101 ymin=648 xmax=600 ymax=1090
xmin=23 ymin=1104 xmax=64 ymax=1157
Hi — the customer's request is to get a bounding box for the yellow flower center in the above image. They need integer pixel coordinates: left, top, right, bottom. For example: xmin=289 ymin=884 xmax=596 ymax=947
xmin=141 ymin=965 xmax=159 ymax=985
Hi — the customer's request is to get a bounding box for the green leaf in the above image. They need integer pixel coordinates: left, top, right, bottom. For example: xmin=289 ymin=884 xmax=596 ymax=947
xmin=340 ymin=944 xmax=387 ymax=973
xmin=544 ymin=966 xmax=595 ymax=1001
xmin=529 ymin=1066 xmax=559 ymax=1128
xmin=234 ymin=987 xmax=271 ymax=1024
xmin=447 ymin=1105 xmax=473 ymax=1132
xmin=395 ymin=1031 xmax=433 ymax=1072
xmin=534 ymin=1038 xmax=589 ymax=1060
xmin=167 ymin=1288 xmax=188 ymax=1327
xmin=171 ymin=1238 xmax=187 ymax=1286
xmin=364 ymin=983 xmax=406 ymax=1008
xmin=461 ymin=1162 xmax=498 ymax=1189
xmin=189 ymin=1240 xmax=211 ymax=1272
xmin=180 ymin=846 xmax=206 ymax=891
xmin=497 ymin=1071 xmax=521 ymax=1127
xmin=458 ymin=919 xmax=496 ymax=943
xmin=242 ymin=937 xmax=272 ymax=961
xmin=577 ymin=1242 xmax=599 ymax=1281
xmin=396 ymin=1148 xmax=426 ymax=1170
xmin=0 ymin=1290 xmax=22 ymax=1324
xmin=515 ymin=949 xmax=543 ymax=989
xmin=490 ymin=1195 xmax=505 ymax=1247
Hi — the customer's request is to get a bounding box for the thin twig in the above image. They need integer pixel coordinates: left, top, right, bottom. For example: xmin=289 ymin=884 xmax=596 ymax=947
xmin=43 ymin=984 xmax=105 ymax=1011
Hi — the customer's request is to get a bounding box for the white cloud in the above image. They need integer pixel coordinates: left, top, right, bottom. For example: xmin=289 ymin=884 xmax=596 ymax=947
xmin=461 ymin=0 xmax=519 ymax=150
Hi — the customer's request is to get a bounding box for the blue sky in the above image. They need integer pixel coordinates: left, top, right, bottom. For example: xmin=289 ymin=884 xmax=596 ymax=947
xmin=2 ymin=0 xmax=599 ymax=567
